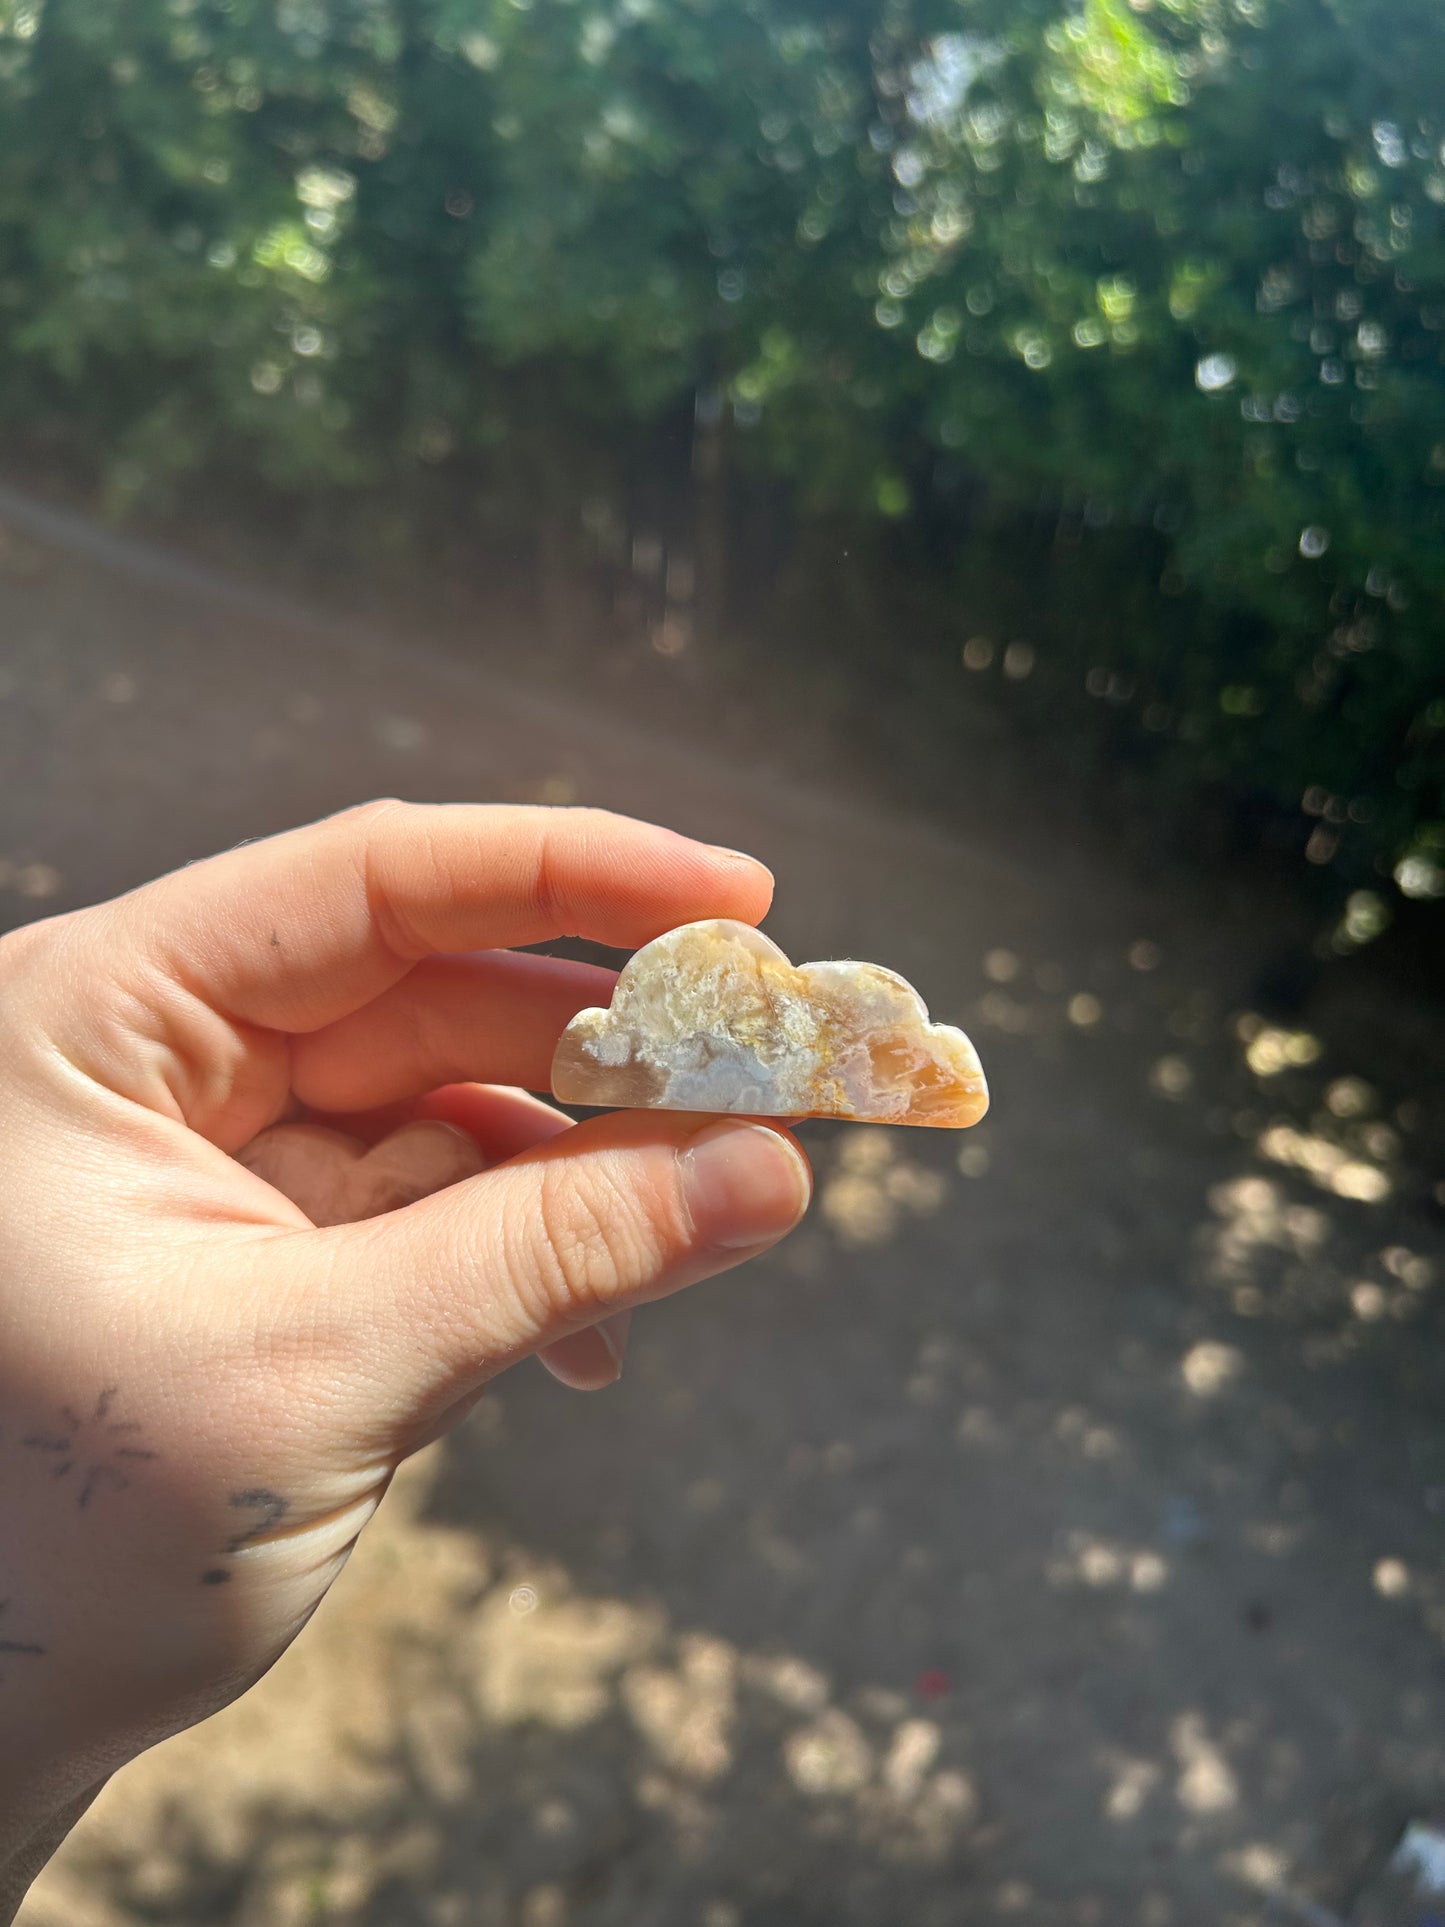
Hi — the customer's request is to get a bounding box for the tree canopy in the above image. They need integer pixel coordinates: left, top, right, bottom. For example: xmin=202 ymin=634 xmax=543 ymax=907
xmin=0 ymin=0 xmax=1441 ymax=904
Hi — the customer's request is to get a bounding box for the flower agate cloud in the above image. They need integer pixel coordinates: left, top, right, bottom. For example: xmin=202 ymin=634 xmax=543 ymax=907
xmin=551 ymin=920 xmax=988 ymax=1128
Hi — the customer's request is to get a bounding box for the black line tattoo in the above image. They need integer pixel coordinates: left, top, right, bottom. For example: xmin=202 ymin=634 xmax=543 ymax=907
xmin=77 ymin=1464 xmax=128 ymax=1510
xmin=20 ymin=1387 xmax=160 ymax=1509
xmin=224 ymin=1488 xmax=290 ymax=1555
xmin=197 ymin=1489 xmax=291 ymax=1582
xmin=0 ymin=1601 xmax=45 ymax=1683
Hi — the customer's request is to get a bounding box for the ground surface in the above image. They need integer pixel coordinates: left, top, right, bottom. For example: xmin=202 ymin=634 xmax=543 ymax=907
xmin=3 ymin=495 xmax=1444 ymax=1927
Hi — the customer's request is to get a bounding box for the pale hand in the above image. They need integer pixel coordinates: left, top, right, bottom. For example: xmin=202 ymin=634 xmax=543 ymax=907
xmin=0 ymin=803 xmax=810 ymax=1913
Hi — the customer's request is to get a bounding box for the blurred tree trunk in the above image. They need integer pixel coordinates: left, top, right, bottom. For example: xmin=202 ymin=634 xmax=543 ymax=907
xmin=691 ymin=384 xmax=731 ymax=650
xmin=536 ymin=504 xmax=576 ymax=651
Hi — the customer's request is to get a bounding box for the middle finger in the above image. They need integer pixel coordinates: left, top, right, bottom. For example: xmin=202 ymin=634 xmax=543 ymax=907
xmin=289 ymin=950 xmax=615 ymax=1113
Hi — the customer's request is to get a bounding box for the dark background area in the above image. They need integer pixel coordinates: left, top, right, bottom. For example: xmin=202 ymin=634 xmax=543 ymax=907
xmin=1 ymin=0 xmax=1443 ymax=933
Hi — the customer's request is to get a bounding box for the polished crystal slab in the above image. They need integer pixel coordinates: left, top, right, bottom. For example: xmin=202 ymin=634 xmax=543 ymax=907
xmin=551 ymin=919 xmax=988 ymax=1128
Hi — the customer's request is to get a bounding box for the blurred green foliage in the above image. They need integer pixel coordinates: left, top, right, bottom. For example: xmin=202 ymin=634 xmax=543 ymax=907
xmin=0 ymin=0 xmax=1442 ymax=897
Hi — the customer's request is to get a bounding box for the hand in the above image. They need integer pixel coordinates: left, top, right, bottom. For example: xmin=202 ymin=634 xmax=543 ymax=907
xmin=0 ymin=803 xmax=811 ymax=1909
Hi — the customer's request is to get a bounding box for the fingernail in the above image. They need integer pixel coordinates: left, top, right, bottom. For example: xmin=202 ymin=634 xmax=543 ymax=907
xmin=681 ymin=1121 xmax=811 ymax=1250
xmin=596 ymin=1310 xmax=632 ymax=1374
xmin=710 ymin=844 xmax=769 ymax=869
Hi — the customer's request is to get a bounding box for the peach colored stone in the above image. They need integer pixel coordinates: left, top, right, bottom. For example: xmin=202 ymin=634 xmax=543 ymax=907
xmin=551 ymin=920 xmax=987 ymax=1128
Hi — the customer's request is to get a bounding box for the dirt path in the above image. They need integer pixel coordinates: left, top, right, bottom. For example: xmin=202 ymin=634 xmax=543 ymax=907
xmin=3 ymin=502 xmax=1443 ymax=1927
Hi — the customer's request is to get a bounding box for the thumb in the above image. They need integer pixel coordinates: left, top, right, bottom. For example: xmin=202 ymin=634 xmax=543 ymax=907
xmin=299 ymin=1110 xmax=812 ymax=1426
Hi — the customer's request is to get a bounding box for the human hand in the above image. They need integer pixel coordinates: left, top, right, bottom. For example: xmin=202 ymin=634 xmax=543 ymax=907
xmin=0 ymin=803 xmax=810 ymax=1907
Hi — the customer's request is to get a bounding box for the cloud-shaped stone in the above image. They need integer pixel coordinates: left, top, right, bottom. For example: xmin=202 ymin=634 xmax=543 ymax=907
xmin=551 ymin=919 xmax=988 ymax=1128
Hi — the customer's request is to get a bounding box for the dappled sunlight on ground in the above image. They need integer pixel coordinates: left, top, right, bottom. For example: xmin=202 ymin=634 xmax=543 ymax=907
xmin=819 ymin=1128 xmax=950 ymax=1247
xmin=23 ymin=1450 xmax=991 ymax=1927
xmin=7 ymin=536 xmax=1445 ymax=1925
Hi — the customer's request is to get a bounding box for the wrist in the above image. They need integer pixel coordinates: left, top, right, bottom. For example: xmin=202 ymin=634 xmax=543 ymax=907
xmin=0 ymin=1777 xmax=107 ymax=1925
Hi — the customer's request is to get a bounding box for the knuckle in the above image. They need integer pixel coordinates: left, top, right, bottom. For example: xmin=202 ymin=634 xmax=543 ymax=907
xmin=525 ymin=1160 xmax=665 ymax=1321
xmin=342 ymin=798 xmax=409 ymax=884
xmin=349 ymin=798 xmax=423 ymax=960
xmin=530 ymin=806 xmax=627 ymax=926
xmin=340 ymin=796 xmax=405 ymax=828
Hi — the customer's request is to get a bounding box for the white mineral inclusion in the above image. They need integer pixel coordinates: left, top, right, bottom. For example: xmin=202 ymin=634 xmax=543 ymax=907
xmin=550 ymin=919 xmax=989 ymax=1128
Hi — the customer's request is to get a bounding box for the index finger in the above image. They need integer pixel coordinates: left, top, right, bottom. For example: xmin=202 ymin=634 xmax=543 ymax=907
xmin=119 ymin=801 xmax=773 ymax=1033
